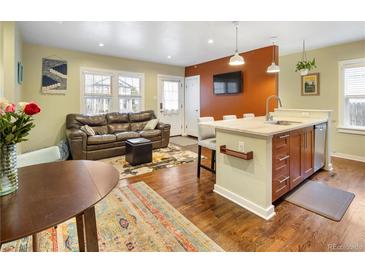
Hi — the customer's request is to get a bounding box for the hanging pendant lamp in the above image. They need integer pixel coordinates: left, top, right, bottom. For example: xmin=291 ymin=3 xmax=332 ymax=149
xmin=267 ymin=38 xmax=280 ymax=73
xmin=229 ymin=22 xmax=245 ymax=66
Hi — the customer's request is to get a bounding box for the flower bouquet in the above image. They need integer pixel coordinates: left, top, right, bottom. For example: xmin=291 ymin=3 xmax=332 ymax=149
xmin=0 ymin=98 xmax=41 ymax=196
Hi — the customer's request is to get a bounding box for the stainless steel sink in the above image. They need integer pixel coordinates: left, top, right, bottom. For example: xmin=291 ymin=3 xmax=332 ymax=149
xmin=265 ymin=120 xmax=302 ymax=125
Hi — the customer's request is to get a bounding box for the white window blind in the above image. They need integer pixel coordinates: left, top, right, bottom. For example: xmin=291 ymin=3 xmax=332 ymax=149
xmin=343 ymin=63 xmax=365 ymax=128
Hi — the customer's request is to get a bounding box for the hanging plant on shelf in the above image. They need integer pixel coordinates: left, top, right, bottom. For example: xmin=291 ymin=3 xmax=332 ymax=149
xmin=295 ymin=40 xmax=317 ymax=76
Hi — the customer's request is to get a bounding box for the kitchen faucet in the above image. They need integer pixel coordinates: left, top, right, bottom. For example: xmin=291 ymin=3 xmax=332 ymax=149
xmin=265 ymin=95 xmax=282 ymax=121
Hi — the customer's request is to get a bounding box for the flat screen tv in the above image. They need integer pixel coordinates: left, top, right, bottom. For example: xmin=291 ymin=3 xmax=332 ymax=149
xmin=213 ymin=71 xmax=242 ymax=95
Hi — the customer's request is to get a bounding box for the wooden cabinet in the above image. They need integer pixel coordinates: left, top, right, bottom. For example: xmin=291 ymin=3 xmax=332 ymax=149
xmin=272 ymin=126 xmax=314 ymax=201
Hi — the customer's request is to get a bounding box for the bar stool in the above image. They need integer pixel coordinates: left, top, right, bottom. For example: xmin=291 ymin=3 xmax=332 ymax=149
xmin=223 ymin=115 xmax=237 ymax=120
xmin=197 ymin=117 xmax=216 ymax=178
xmin=243 ymin=113 xmax=255 ymax=120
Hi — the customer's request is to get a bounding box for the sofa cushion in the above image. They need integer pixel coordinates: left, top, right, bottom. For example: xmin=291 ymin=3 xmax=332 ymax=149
xmin=106 ymin=112 xmax=129 ymax=123
xmin=115 ymin=131 xmax=140 ymax=141
xmin=108 ymin=123 xmax=130 ymax=134
xmin=87 ymin=141 xmax=125 ymax=151
xmin=91 ymin=125 xmax=108 ymax=135
xmin=76 ymin=114 xmax=107 ymax=127
xmin=130 ymin=121 xmax=148 ymax=132
xmin=129 ymin=110 xmax=155 ymax=122
xmin=87 ymin=134 xmax=116 ymax=145
xmin=139 ymin=129 xmax=162 ymax=138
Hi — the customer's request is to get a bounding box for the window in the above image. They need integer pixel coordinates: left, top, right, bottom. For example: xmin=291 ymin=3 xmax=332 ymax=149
xmin=81 ymin=68 xmax=144 ymax=115
xmin=83 ymin=72 xmax=112 ymax=115
xmin=161 ymin=80 xmax=179 ymax=111
xmin=118 ymin=75 xmax=143 ymax=113
xmin=339 ymin=59 xmax=365 ymax=132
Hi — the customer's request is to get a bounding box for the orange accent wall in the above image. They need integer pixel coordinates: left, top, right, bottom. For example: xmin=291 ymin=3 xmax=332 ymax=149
xmin=185 ymin=46 xmax=278 ymax=120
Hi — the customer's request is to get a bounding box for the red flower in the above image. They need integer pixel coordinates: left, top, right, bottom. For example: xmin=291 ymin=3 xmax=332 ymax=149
xmin=5 ymin=103 xmax=16 ymax=113
xmin=24 ymin=102 xmax=41 ymax=115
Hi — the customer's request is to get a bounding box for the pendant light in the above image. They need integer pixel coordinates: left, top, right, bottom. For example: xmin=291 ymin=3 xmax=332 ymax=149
xmin=267 ymin=37 xmax=280 ymax=73
xmin=229 ymin=22 xmax=245 ymax=66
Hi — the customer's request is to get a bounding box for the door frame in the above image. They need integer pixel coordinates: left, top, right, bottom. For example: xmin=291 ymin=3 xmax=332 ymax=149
xmin=184 ymin=75 xmax=200 ymax=137
xmin=157 ymin=74 xmax=185 ymax=136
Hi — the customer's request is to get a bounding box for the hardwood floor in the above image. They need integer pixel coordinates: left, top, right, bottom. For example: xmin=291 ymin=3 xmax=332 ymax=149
xmin=124 ymin=145 xmax=365 ymax=251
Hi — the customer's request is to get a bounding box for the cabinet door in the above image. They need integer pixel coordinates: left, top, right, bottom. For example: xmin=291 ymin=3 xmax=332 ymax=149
xmin=289 ymin=129 xmax=304 ymax=189
xmin=303 ymin=126 xmax=314 ymax=179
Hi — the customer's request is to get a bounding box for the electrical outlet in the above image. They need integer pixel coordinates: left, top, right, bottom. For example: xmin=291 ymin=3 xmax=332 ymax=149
xmin=238 ymin=141 xmax=245 ymax=153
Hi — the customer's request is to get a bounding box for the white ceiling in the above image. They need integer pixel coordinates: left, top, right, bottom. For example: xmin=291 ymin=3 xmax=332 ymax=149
xmin=18 ymin=21 xmax=365 ymax=67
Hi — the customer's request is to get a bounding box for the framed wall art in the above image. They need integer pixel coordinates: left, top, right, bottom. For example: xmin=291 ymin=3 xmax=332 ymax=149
xmin=41 ymin=58 xmax=68 ymax=94
xmin=301 ymin=73 xmax=320 ymax=96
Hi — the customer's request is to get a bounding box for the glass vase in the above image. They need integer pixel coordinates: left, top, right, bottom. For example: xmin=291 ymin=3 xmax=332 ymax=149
xmin=0 ymin=144 xmax=19 ymax=196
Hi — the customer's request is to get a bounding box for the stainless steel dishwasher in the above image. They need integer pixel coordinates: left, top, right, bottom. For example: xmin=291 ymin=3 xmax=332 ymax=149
xmin=314 ymin=123 xmax=327 ymax=172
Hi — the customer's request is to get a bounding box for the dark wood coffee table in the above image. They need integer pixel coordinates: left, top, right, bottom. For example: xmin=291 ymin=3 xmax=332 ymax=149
xmin=0 ymin=160 xmax=119 ymax=252
xmin=125 ymin=138 xmax=152 ymax=166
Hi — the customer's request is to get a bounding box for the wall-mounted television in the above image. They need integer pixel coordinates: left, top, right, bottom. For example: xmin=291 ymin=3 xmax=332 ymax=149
xmin=213 ymin=71 xmax=242 ymax=95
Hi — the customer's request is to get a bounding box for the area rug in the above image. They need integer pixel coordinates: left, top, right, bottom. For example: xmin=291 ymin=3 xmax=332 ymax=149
xmin=101 ymin=144 xmax=202 ymax=180
xmin=170 ymin=136 xmax=198 ymax=147
xmin=284 ymin=180 xmax=355 ymax=221
xmin=1 ymin=181 xmax=223 ymax=252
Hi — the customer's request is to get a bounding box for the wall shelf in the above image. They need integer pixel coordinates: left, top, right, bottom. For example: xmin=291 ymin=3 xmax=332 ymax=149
xmin=220 ymin=145 xmax=253 ymax=160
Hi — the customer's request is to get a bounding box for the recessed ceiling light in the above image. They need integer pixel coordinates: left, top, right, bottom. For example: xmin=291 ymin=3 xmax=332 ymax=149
xmin=99 ymin=43 xmax=104 ymax=47
xmin=167 ymin=55 xmax=172 ymax=59
xmin=208 ymin=39 xmax=214 ymax=44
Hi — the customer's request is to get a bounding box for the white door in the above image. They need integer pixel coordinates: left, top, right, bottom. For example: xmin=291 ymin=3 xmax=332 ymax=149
xmin=185 ymin=76 xmax=200 ymax=137
xmin=157 ymin=75 xmax=184 ymax=136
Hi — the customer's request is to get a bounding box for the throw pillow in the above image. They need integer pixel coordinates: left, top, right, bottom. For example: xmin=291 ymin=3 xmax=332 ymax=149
xmin=143 ymin=119 xmax=159 ymax=130
xmin=80 ymin=125 xmax=95 ymax=136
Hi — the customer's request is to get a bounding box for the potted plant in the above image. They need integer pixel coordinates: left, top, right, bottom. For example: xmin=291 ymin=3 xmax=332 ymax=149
xmin=295 ymin=58 xmax=317 ymax=76
xmin=0 ymin=98 xmax=41 ymax=196
xmin=295 ymin=40 xmax=317 ymax=76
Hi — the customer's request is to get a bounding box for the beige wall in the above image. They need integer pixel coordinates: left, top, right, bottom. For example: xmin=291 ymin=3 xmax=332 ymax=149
xmin=0 ymin=22 xmax=4 ymax=97
xmin=21 ymin=43 xmax=185 ymax=152
xmin=279 ymin=39 xmax=365 ymax=158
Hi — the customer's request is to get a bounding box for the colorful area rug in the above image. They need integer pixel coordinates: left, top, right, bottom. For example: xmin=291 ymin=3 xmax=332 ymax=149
xmin=1 ymin=181 xmax=223 ymax=252
xmin=101 ymin=144 xmax=202 ymax=180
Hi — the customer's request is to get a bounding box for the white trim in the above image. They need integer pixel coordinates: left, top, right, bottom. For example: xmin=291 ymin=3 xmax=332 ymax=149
xmin=80 ymin=67 xmax=145 ymax=114
xmin=337 ymin=126 xmax=365 ymax=135
xmin=157 ymin=74 xmax=185 ymax=136
xmin=213 ymin=184 xmax=276 ymax=220
xmin=184 ymin=75 xmax=200 ymax=137
xmin=332 ymin=152 xmax=365 ymax=163
xmin=338 ymin=58 xmax=365 ymax=130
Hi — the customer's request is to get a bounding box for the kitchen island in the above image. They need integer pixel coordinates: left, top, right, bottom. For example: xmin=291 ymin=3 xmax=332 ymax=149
xmin=205 ymin=109 xmax=333 ymax=220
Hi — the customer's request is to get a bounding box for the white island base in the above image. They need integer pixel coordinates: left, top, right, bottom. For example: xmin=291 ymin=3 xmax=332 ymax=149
xmin=209 ymin=109 xmax=333 ymax=220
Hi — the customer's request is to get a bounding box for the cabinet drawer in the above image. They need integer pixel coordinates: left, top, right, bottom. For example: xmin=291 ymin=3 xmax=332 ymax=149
xmin=272 ymin=175 xmax=290 ymax=201
xmin=273 ymin=152 xmax=290 ymax=170
xmin=273 ymin=133 xmax=290 ymax=150
xmin=273 ymin=162 xmax=289 ymax=179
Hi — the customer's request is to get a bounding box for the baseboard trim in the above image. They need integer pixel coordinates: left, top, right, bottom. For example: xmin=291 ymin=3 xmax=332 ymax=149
xmin=332 ymin=152 xmax=365 ymax=163
xmin=213 ymin=185 xmax=276 ymax=220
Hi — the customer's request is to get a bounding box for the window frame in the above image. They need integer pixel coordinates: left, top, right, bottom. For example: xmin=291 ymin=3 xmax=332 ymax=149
xmin=80 ymin=67 xmax=145 ymax=115
xmin=338 ymin=58 xmax=365 ymax=135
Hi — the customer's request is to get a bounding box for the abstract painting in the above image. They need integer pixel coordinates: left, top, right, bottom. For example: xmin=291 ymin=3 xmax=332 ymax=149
xmin=41 ymin=58 xmax=68 ymax=94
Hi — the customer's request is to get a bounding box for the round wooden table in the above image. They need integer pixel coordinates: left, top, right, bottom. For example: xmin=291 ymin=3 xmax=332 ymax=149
xmin=0 ymin=160 xmax=119 ymax=252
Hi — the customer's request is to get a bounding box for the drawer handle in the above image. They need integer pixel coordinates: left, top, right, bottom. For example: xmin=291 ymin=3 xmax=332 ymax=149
xmin=279 ymin=134 xmax=290 ymax=139
xmin=279 ymin=155 xmax=290 ymax=161
xmin=275 ymin=185 xmax=287 ymax=193
xmin=279 ymin=176 xmax=290 ymax=184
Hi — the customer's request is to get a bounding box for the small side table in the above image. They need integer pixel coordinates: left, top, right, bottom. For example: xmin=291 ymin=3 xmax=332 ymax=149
xmin=125 ymin=138 xmax=152 ymax=166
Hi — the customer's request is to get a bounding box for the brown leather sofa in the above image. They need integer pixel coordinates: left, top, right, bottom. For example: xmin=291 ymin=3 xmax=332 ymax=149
xmin=66 ymin=110 xmax=170 ymax=160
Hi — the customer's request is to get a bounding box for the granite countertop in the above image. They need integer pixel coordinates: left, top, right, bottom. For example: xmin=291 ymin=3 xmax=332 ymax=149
xmin=202 ymin=116 xmax=328 ymax=137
